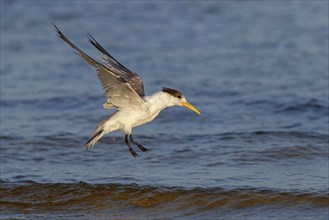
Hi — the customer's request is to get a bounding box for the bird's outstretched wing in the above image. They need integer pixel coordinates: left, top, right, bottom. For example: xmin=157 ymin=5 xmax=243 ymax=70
xmin=54 ymin=24 xmax=145 ymax=109
xmin=87 ymin=34 xmax=145 ymax=98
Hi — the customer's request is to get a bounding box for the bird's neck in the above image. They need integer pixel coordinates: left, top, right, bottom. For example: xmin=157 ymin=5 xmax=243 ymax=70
xmin=145 ymin=91 xmax=174 ymax=112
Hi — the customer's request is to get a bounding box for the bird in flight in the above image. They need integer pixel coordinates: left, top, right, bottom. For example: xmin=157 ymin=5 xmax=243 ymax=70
xmin=54 ymin=24 xmax=200 ymax=157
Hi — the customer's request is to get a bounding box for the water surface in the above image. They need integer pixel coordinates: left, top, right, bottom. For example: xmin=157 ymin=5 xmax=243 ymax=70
xmin=1 ymin=1 xmax=328 ymax=219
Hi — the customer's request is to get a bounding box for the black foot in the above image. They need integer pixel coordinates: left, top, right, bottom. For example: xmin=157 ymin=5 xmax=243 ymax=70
xmin=130 ymin=134 xmax=150 ymax=152
xmin=129 ymin=147 xmax=139 ymax=157
xmin=125 ymin=134 xmax=139 ymax=158
xmin=137 ymin=144 xmax=149 ymax=152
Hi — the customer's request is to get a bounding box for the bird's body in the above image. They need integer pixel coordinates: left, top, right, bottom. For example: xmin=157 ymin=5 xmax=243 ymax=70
xmin=54 ymin=25 xmax=200 ymax=157
xmin=90 ymin=91 xmax=176 ymax=139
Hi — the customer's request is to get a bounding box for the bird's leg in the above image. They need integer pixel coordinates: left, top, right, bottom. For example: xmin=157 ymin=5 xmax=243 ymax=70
xmin=124 ymin=134 xmax=139 ymax=157
xmin=130 ymin=134 xmax=149 ymax=152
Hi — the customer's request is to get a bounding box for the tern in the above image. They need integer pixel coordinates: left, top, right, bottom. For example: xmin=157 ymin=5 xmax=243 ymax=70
xmin=54 ymin=25 xmax=200 ymax=157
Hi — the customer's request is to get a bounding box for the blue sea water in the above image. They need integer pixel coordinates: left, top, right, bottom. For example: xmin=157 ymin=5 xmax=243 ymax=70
xmin=1 ymin=1 xmax=328 ymax=219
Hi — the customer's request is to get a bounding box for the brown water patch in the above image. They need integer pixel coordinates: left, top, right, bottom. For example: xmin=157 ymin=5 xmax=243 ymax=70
xmin=1 ymin=181 xmax=328 ymax=216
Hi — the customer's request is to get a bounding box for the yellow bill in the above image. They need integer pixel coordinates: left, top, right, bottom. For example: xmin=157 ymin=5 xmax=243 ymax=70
xmin=182 ymin=101 xmax=201 ymax=115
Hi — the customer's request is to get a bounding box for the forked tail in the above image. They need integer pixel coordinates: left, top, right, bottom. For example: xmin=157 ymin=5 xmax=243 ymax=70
xmin=84 ymin=129 xmax=105 ymax=150
xmin=84 ymin=112 xmax=118 ymax=150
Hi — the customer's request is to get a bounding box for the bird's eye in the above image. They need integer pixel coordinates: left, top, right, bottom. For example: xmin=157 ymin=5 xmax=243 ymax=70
xmin=177 ymin=95 xmax=182 ymax=99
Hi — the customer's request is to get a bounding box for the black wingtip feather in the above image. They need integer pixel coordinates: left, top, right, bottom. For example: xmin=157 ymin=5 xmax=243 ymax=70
xmin=86 ymin=34 xmax=131 ymax=73
xmin=53 ymin=23 xmax=63 ymax=38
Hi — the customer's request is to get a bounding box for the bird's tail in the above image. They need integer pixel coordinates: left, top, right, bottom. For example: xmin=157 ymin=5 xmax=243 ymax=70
xmin=84 ymin=118 xmax=109 ymax=150
xmin=84 ymin=128 xmax=105 ymax=150
xmin=84 ymin=112 xmax=118 ymax=150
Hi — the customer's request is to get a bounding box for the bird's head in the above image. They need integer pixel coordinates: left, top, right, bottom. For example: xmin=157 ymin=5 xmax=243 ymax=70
xmin=162 ymin=87 xmax=201 ymax=115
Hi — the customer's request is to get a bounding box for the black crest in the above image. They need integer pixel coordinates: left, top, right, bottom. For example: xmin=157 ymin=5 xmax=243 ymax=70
xmin=162 ymin=87 xmax=183 ymax=99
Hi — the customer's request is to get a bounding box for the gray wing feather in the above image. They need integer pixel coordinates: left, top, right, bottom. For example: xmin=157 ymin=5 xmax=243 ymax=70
xmin=54 ymin=25 xmax=144 ymax=108
xmin=96 ymin=68 xmax=144 ymax=107
xmin=87 ymin=34 xmax=145 ymax=97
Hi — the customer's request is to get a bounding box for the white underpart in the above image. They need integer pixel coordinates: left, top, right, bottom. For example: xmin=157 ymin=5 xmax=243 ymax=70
xmin=84 ymin=91 xmax=186 ymax=149
xmin=102 ymin=91 xmax=185 ymax=135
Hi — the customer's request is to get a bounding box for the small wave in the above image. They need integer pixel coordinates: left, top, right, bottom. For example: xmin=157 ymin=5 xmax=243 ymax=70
xmin=217 ymin=131 xmax=328 ymax=164
xmin=1 ymin=180 xmax=327 ymax=215
xmin=261 ymin=145 xmax=326 ymax=159
xmin=243 ymin=98 xmax=328 ymax=118
xmin=274 ymin=98 xmax=328 ymax=114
